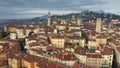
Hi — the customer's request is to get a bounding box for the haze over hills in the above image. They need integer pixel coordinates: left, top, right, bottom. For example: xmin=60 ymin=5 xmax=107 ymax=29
xmin=0 ymin=10 xmax=120 ymax=29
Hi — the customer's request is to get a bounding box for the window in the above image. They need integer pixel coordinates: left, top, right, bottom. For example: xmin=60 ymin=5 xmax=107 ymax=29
xmin=95 ymin=62 xmax=97 ymax=64
xmin=110 ymin=59 xmax=111 ymax=61
xmin=110 ymin=56 xmax=111 ymax=58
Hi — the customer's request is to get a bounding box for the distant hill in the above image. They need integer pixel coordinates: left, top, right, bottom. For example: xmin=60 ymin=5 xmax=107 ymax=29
xmin=0 ymin=10 xmax=120 ymax=29
xmin=40 ymin=15 xmax=48 ymax=19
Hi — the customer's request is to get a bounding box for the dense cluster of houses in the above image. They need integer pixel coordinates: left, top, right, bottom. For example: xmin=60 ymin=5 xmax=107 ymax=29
xmin=0 ymin=13 xmax=120 ymax=68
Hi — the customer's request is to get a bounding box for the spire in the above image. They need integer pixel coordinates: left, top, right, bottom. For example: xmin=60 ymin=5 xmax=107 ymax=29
xmin=53 ymin=16 xmax=57 ymax=24
xmin=71 ymin=14 xmax=76 ymax=20
xmin=96 ymin=18 xmax=102 ymax=33
xmin=77 ymin=17 xmax=81 ymax=25
xmin=47 ymin=12 xmax=51 ymax=26
xmin=48 ymin=12 xmax=51 ymax=18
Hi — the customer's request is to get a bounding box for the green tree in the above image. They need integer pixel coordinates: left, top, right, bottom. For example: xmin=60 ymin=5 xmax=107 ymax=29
xmin=28 ymin=31 xmax=34 ymax=36
xmin=0 ymin=31 xmax=9 ymax=38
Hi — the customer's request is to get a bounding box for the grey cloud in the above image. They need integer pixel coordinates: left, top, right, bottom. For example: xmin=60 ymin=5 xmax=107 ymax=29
xmin=0 ymin=0 xmax=110 ymax=19
xmin=0 ymin=0 xmax=105 ymax=9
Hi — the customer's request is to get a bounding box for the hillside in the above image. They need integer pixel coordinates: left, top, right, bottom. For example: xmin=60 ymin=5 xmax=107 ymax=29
xmin=0 ymin=10 xmax=120 ymax=29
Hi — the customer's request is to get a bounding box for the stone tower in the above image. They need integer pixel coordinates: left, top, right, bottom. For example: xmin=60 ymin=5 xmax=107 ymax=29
xmin=47 ymin=12 xmax=51 ymax=26
xmin=96 ymin=18 xmax=102 ymax=33
xmin=53 ymin=16 xmax=57 ymax=24
xmin=71 ymin=15 xmax=76 ymax=24
xmin=77 ymin=17 xmax=81 ymax=25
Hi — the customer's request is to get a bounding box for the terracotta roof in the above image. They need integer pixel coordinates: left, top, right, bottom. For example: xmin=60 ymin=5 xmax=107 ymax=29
xmin=102 ymin=47 xmax=113 ymax=55
xmin=57 ymin=51 xmax=77 ymax=61
xmin=0 ymin=43 xmax=9 ymax=47
xmin=22 ymin=53 xmax=44 ymax=63
xmin=83 ymin=23 xmax=96 ymax=31
xmin=71 ymin=29 xmax=82 ymax=32
xmin=39 ymin=41 xmax=49 ymax=46
xmin=0 ymin=60 xmax=7 ymax=66
xmin=73 ymin=63 xmax=80 ymax=68
xmin=69 ymin=36 xmax=81 ymax=40
xmin=30 ymin=49 xmax=43 ymax=55
xmin=75 ymin=47 xmax=86 ymax=55
xmin=97 ymin=35 xmax=108 ymax=38
xmin=88 ymin=39 xmax=96 ymax=41
xmin=117 ymin=47 xmax=120 ymax=53
xmin=35 ymin=23 xmax=47 ymax=28
xmin=46 ymin=61 xmax=70 ymax=68
xmin=28 ymin=42 xmax=39 ymax=47
xmin=46 ymin=46 xmax=54 ymax=51
xmin=50 ymin=34 xmax=65 ymax=39
xmin=73 ymin=63 xmax=89 ymax=68
xmin=26 ymin=27 xmax=35 ymax=30
xmin=112 ymin=40 xmax=120 ymax=46
xmin=97 ymin=44 xmax=106 ymax=50
xmin=38 ymin=37 xmax=47 ymax=41
xmin=56 ymin=23 xmax=67 ymax=26
xmin=5 ymin=24 xmax=24 ymax=28
xmin=38 ymin=33 xmax=46 ymax=36
xmin=65 ymin=44 xmax=77 ymax=49
xmin=87 ymin=53 xmax=102 ymax=58
xmin=37 ymin=61 xmax=70 ymax=68
xmin=90 ymin=31 xmax=96 ymax=36
xmin=22 ymin=54 xmax=36 ymax=62
xmin=70 ymin=24 xmax=80 ymax=27
xmin=26 ymin=35 xmax=38 ymax=40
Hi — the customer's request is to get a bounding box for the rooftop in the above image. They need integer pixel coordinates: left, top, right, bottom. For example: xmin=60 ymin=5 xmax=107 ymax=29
xmin=87 ymin=53 xmax=102 ymax=58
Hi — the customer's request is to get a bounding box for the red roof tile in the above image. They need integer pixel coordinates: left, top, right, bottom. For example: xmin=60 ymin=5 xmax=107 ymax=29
xmin=102 ymin=47 xmax=113 ymax=55
xmin=75 ymin=47 xmax=86 ymax=55
xmin=50 ymin=34 xmax=65 ymax=39
xmin=87 ymin=53 xmax=102 ymax=58
xmin=83 ymin=23 xmax=96 ymax=31
xmin=58 ymin=51 xmax=77 ymax=61
xmin=117 ymin=47 xmax=120 ymax=53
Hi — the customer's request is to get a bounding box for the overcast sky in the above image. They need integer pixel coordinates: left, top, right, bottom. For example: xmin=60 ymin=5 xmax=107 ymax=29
xmin=0 ymin=0 xmax=120 ymax=19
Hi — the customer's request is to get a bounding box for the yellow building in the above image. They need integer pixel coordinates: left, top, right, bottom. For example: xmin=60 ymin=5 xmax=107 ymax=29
xmin=8 ymin=55 xmax=22 ymax=68
xmin=65 ymin=44 xmax=78 ymax=52
xmin=0 ymin=60 xmax=8 ymax=68
xmin=49 ymin=34 xmax=65 ymax=49
xmin=68 ymin=36 xmax=81 ymax=44
xmin=22 ymin=54 xmax=40 ymax=68
xmin=80 ymin=38 xmax=85 ymax=48
xmin=89 ymin=31 xmax=96 ymax=39
xmin=4 ymin=24 xmax=24 ymax=33
xmin=69 ymin=25 xmax=80 ymax=31
xmin=10 ymin=32 xmax=17 ymax=40
xmin=9 ymin=58 xmax=21 ymax=68
xmin=4 ymin=24 xmax=17 ymax=32
xmin=22 ymin=59 xmax=34 ymax=68
xmin=56 ymin=24 xmax=67 ymax=30
xmin=96 ymin=35 xmax=107 ymax=46
xmin=16 ymin=28 xmax=26 ymax=38
xmin=102 ymin=47 xmax=113 ymax=68
xmin=8 ymin=27 xmax=17 ymax=32
xmin=0 ymin=53 xmax=7 ymax=61
xmin=86 ymin=53 xmax=102 ymax=68
xmin=74 ymin=47 xmax=86 ymax=65
xmin=88 ymin=39 xmax=97 ymax=49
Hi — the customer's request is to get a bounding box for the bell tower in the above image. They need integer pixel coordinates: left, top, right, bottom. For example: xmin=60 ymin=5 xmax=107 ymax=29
xmin=47 ymin=12 xmax=51 ymax=26
xmin=96 ymin=18 xmax=102 ymax=33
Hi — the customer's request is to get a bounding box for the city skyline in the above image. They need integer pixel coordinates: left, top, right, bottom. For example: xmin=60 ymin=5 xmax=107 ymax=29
xmin=0 ymin=0 xmax=120 ymax=19
xmin=0 ymin=3 xmax=120 ymax=67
